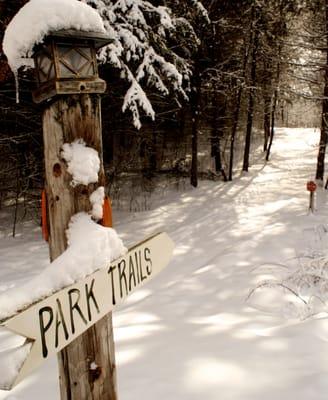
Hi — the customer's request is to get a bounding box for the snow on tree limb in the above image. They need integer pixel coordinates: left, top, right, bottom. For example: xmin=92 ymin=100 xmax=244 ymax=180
xmin=90 ymin=0 xmax=200 ymax=127
xmin=122 ymin=71 xmax=155 ymax=130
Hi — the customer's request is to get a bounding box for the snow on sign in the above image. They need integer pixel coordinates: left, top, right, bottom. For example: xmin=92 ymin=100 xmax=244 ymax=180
xmin=1 ymin=232 xmax=174 ymax=390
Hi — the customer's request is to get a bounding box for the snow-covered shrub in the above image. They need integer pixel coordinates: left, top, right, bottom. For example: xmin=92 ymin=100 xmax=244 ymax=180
xmin=247 ymin=248 xmax=328 ymax=320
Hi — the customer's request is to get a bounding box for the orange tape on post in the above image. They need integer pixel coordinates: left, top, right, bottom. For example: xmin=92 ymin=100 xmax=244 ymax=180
xmin=102 ymin=196 xmax=113 ymax=228
xmin=41 ymin=189 xmax=49 ymax=242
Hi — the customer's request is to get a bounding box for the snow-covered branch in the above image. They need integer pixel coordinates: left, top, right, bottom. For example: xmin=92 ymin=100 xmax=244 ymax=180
xmin=90 ymin=0 xmax=203 ymax=127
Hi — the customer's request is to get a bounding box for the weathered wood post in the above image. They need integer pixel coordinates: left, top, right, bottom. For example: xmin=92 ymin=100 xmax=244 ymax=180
xmin=32 ymin=30 xmax=117 ymax=399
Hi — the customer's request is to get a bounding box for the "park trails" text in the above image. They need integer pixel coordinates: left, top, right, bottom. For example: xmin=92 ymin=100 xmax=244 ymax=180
xmin=39 ymin=247 xmax=153 ymax=358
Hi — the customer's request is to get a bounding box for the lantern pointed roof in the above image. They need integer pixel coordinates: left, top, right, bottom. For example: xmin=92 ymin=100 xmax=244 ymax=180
xmin=45 ymin=29 xmax=113 ymax=49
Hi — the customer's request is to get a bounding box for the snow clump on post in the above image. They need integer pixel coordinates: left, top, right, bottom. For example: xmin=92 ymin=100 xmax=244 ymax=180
xmin=90 ymin=186 xmax=105 ymax=220
xmin=61 ymin=139 xmax=100 ymax=187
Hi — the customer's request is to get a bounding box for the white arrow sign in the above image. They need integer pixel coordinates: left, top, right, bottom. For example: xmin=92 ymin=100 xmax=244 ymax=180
xmin=1 ymin=232 xmax=174 ymax=390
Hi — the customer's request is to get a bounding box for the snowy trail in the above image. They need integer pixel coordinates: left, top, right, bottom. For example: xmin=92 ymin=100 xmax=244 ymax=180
xmin=112 ymin=128 xmax=328 ymax=400
xmin=1 ymin=128 xmax=328 ymax=399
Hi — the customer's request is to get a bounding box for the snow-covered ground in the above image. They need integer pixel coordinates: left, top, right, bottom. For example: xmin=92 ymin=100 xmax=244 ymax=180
xmin=1 ymin=127 xmax=328 ymax=399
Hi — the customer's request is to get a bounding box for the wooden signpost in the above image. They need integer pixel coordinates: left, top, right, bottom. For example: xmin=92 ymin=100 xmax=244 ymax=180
xmin=1 ymin=232 xmax=174 ymax=390
xmin=15 ymin=26 xmax=174 ymax=400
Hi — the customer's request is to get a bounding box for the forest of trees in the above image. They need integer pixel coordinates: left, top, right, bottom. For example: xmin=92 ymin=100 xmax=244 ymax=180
xmin=0 ymin=0 xmax=327 ymax=223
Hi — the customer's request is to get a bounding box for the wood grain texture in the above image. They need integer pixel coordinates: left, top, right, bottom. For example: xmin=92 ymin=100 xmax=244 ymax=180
xmin=42 ymin=93 xmax=117 ymax=400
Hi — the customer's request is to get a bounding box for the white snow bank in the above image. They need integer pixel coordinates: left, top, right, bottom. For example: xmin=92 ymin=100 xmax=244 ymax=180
xmin=61 ymin=139 xmax=100 ymax=186
xmin=90 ymin=186 xmax=105 ymax=220
xmin=0 ymin=213 xmax=126 ymax=321
xmin=0 ymin=341 xmax=32 ymax=390
xmin=3 ymin=0 xmax=105 ymax=72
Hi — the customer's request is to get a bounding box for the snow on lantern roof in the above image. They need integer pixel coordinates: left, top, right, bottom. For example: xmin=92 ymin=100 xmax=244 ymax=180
xmin=42 ymin=29 xmax=113 ymax=49
xmin=2 ymin=0 xmax=106 ymax=73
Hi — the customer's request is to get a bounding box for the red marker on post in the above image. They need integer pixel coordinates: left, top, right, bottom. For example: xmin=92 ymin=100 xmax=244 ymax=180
xmin=307 ymin=180 xmax=317 ymax=212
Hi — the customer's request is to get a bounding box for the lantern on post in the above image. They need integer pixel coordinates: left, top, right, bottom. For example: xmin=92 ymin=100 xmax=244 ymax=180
xmin=32 ymin=29 xmax=112 ymax=103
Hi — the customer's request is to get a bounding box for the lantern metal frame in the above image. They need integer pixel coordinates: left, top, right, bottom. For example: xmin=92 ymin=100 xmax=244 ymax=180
xmin=32 ymin=30 xmax=112 ymax=103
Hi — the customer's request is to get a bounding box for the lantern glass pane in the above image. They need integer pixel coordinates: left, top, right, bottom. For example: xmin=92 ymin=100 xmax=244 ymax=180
xmin=48 ymin=64 xmax=55 ymax=80
xmin=57 ymin=46 xmax=76 ymax=77
xmin=79 ymin=47 xmax=92 ymax=60
xmin=38 ymin=53 xmax=54 ymax=82
xmin=57 ymin=45 xmax=71 ymax=60
xmin=57 ymin=45 xmax=95 ymax=78
xmin=70 ymin=49 xmax=86 ymax=71
xmin=59 ymin=62 xmax=75 ymax=78
xmin=80 ymin=63 xmax=95 ymax=76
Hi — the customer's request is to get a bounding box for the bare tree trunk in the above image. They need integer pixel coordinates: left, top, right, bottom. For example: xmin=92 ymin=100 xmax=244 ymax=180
xmin=263 ymin=96 xmax=271 ymax=151
xmin=228 ymin=26 xmax=251 ymax=181
xmin=211 ymin=94 xmax=227 ymax=180
xmin=190 ymin=109 xmax=199 ymax=188
xmin=228 ymin=86 xmax=242 ymax=181
xmin=317 ymin=103 xmax=328 ymax=181
xmin=190 ymin=67 xmax=201 ymax=188
xmin=243 ymin=26 xmax=258 ymax=172
xmin=266 ymin=88 xmax=278 ymax=162
xmin=316 ymin=1 xmax=328 ymax=182
xmin=266 ymin=43 xmax=281 ymax=162
xmin=150 ymin=124 xmax=157 ymax=173
xmin=42 ymin=94 xmax=117 ymax=400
